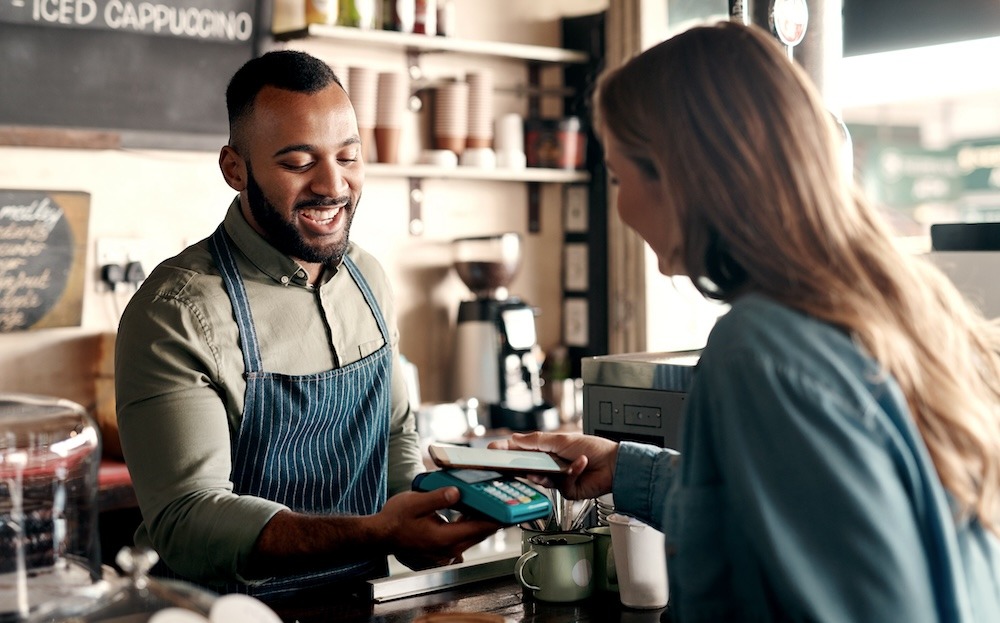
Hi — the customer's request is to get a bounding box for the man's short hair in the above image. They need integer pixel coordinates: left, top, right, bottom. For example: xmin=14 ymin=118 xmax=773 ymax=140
xmin=225 ymin=50 xmax=343 ymax=151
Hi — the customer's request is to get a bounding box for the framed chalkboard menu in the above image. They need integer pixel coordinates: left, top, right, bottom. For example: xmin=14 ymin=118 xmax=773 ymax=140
xmin=0 ymin=189 xmax=90 ymax=332
xmin=0 ymin=0 xmax=259 ymax=145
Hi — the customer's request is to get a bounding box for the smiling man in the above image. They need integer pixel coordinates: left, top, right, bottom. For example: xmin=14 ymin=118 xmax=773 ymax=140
xmin=114 ymin=50 xmax=498 ymax=602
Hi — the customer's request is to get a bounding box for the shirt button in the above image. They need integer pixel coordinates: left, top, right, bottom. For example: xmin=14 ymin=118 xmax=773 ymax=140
xmin=296 ymin=270 xmax=306 ymax=278
xmin=280 ymin=275 xmax=290 ymax=284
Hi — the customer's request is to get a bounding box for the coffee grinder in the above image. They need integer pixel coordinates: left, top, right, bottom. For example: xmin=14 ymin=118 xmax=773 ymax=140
xmin=451 ymin=233 xmax=559 ymax=432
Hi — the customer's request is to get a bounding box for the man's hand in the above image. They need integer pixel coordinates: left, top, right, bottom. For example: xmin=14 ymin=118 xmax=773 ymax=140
xmin=375 ymin=488 xmax=501 ymax=570
xmin=489 ymin=432 xmax=619 ymax=501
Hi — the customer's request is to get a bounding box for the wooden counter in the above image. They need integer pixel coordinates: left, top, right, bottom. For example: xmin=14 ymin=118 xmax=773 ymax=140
xmin=265 ymin=575 xmax=671 ymax=623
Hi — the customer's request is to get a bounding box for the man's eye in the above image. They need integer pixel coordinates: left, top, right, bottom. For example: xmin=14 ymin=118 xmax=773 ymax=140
xmin=282 ymin=161 xmax=312 ymax=171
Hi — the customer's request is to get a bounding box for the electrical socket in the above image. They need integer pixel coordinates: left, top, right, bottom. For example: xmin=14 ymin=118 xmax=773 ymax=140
xmin=563 ymin=243 xmax=588 ymax=291
xmin=563 ymin=298 xmax=589 ymax=347
xmin=95 ymin=237 xmax=148 ymax=291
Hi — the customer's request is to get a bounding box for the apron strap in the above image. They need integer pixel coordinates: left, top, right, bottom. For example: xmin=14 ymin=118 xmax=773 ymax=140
xmin=209 ymin=225 xmax=263 ymax=373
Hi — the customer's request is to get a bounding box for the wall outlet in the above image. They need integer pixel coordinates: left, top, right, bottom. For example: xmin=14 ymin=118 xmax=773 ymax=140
xmin=563 ymin=243 xmax=588 ymax=291
xmin=95 ymin=237 xmax=149 ymax=291
xmin=563 ymin=297 xmax=589 ymax=347
xmin=564 ymin=185 xmax=589 ymax=233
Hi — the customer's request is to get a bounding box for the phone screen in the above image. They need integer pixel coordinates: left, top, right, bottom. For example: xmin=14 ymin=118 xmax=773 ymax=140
xmin=431 ymin=445 xmax=567 ymax=473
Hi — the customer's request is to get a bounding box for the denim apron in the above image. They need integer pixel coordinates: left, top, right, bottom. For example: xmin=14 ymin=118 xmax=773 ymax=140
xmin=209 ymin=225 xmax=391 ymax=599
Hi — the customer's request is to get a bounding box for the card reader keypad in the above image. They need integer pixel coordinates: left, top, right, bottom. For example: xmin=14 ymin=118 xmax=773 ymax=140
xmin=483 ymin=479 xmax=541 ymax=505
xmin=412 ymin=469 xmax=552 ymax=525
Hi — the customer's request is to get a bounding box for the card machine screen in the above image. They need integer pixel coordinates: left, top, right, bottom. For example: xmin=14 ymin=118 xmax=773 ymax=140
xmin=412 ymin=469 xmax=552 ymax=525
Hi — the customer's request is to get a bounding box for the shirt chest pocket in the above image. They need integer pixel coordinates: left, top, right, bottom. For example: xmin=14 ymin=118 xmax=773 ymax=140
xmin=358 ymin=337 xmax=386 ymax=359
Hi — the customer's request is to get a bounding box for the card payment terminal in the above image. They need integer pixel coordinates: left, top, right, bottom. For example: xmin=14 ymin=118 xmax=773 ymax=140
xmin=412 ymin=469 xmax=552 ymax=525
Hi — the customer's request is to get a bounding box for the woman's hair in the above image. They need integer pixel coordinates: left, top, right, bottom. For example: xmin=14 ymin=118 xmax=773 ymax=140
xmin=595 ymin=21 xmax=1000 ymax=533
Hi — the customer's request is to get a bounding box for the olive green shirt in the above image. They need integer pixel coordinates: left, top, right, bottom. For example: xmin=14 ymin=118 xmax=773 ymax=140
xmin=115 ymin=198 xmax=423 ymax=584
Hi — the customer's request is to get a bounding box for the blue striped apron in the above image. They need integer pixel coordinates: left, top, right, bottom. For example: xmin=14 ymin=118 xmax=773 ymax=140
xmin=209 ymin=225 xmax=391 ymax=599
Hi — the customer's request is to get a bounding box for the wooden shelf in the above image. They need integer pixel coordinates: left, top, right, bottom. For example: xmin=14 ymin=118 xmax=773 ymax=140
xmin=273 ymin=25 xmax=589 ymax=64
xmin=273 ymin=26 xmax=592 ymax=235
xmin=366 ymin=163 xmax=589 ymax=183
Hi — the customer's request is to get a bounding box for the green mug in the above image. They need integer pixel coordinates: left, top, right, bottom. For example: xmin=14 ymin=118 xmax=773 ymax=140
xmin=519 ymin=526 xmax=547 ymax=554
xmin=585 ymin=525 xmax=618 ymax=593
xmin=515 ymin=532 xmax=594 ymax=602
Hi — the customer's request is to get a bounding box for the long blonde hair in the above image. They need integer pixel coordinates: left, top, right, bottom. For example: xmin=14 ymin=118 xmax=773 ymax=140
xmin=596 ymin=21 xmax=1000 ymax=534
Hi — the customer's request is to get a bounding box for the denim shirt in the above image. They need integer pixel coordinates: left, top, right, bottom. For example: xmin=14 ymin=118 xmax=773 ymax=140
xmin=613 ymin=294 xmax=1000 ymax=622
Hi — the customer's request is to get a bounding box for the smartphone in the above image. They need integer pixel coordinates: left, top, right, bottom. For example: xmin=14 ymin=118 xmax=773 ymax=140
xmin=428 ymin=444 xmax=570 ymax=475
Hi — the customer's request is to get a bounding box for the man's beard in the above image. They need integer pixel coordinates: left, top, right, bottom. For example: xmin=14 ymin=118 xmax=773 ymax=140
xmin=245 ymin=165 xmax=356 ymax=266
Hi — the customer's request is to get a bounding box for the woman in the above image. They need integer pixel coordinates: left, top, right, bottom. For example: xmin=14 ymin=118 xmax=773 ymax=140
xmin=494 ymin=22 xmax=1000 ymax=622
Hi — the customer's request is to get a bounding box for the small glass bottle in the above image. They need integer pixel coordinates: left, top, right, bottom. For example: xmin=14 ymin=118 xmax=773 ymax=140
xmin=413 ymin=0 xmax=436 ymax=35
xmin=382 ymin=0 xmax=415 ymax=33
xmin=306 ymin=0 xmax=338 ymax=25
xmin=436 ymin=0 xmax=454 ymax=37
xmin=337 ymin=0 xmax=377 ymax=29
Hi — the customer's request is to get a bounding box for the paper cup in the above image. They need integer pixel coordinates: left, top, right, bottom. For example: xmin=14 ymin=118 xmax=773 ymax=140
xmin=607 ymin=513 xmax=668 ymax=609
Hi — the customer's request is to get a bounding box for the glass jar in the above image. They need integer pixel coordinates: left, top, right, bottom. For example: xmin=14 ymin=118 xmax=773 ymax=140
xmin=0 ymin=394 xmax=102 ymax=620
xmin=31 ymin=547 xmax=218 ymax=622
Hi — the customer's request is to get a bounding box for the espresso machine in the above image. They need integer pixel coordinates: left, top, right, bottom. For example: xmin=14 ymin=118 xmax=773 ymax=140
xmin=451 ymin=233 xmax=559 ymax=432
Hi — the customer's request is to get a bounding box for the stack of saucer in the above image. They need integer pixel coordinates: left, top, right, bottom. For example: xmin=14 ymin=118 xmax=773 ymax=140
xmin=596 ymin=492 xmax=615 ymax=526
xmin=433 ymin=80 xmax=468 ymax=156
xmin=465 ymin=70 xmax=493 ymax=149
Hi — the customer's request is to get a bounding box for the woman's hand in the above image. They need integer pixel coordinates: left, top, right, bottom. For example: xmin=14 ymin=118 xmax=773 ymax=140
xmin=489 ymin=432 xmax=619 ymax=501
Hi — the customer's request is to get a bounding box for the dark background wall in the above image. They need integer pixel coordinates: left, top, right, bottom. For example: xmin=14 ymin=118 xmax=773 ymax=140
xmin=844 ymin=0 xmax=1000 ymax=56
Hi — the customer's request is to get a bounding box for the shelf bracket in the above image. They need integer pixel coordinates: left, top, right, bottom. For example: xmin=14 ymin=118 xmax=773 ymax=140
xmin=527 ymin=182 xmax=541 ymax=233
xmin=406 ymin=49 xmax=423 ymax=82
xmin=408 ymin=178 xmax=425 ymax=235
xmin=527 ymin=63 xmax=541 ymax=118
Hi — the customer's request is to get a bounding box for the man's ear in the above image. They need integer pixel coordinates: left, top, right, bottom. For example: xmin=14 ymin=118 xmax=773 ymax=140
xmin=219 ymin=145 xmax=247 ymax=191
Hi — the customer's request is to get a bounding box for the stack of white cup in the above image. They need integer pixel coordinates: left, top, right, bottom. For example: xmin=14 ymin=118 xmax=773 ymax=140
xmin=348 ymin=66 xmax=378 ymax=162
xmin=465 ymin=71 xmax=493 ymax=149
xmin=433 ymin=80 xmax=469 ymax=156
xmin=495 ymin=112 xmax=527 ymax=169
xmin=375 ymin=71 xmax=407 ymax=164
xmin=461 ymin=71 xmax=495 ymax=168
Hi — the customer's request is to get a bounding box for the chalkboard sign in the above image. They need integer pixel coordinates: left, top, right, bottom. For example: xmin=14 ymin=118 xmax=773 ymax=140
xmin=0 ymin=189 xmax=90 ymax=332
xmin=0 ymin=0 xmax=258 ymax=141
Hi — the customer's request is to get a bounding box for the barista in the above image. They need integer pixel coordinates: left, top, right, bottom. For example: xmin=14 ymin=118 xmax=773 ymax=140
xmin=115 ymin=50 xmax=499 ymax=600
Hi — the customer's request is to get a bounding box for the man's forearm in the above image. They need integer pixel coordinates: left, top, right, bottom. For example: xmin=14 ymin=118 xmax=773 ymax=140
xmin=243 ymin=509 xmax=388 ymax=579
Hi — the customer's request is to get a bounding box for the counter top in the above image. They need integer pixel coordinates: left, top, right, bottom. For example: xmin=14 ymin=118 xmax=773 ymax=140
xmin=266 ymin=575 xmax=671 ymax=623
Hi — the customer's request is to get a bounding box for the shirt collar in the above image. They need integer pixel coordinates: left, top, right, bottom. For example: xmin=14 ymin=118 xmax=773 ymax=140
xmin=221 ymin=197 xmax=341 ymax=288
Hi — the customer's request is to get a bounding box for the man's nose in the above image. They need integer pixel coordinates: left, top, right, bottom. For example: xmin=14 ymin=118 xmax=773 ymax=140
xmin=311 ymin=160 xmax=347 ymax=197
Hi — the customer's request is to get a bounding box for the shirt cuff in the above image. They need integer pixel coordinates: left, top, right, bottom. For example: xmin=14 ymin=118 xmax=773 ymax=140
xmin=612 ymin=441 xmax=678 ymax=530
xmin=228 ymin=499 xmax=288 ymax=585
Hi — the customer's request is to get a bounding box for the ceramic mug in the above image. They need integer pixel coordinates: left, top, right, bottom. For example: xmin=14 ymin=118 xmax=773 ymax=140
xmin=515 ymin=532 xmax=594 ymax=602
xmin=584 ymin=525 xmax=618 ymax=593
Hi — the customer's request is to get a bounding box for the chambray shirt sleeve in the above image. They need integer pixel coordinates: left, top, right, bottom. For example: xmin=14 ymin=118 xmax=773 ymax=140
xmin=116 ymin=275 xmax=287 ymax=586
xmin=612 ymin=442 xmax=679 ymax=533
xmin=698 ymin=349 xmax=940 ymax=622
